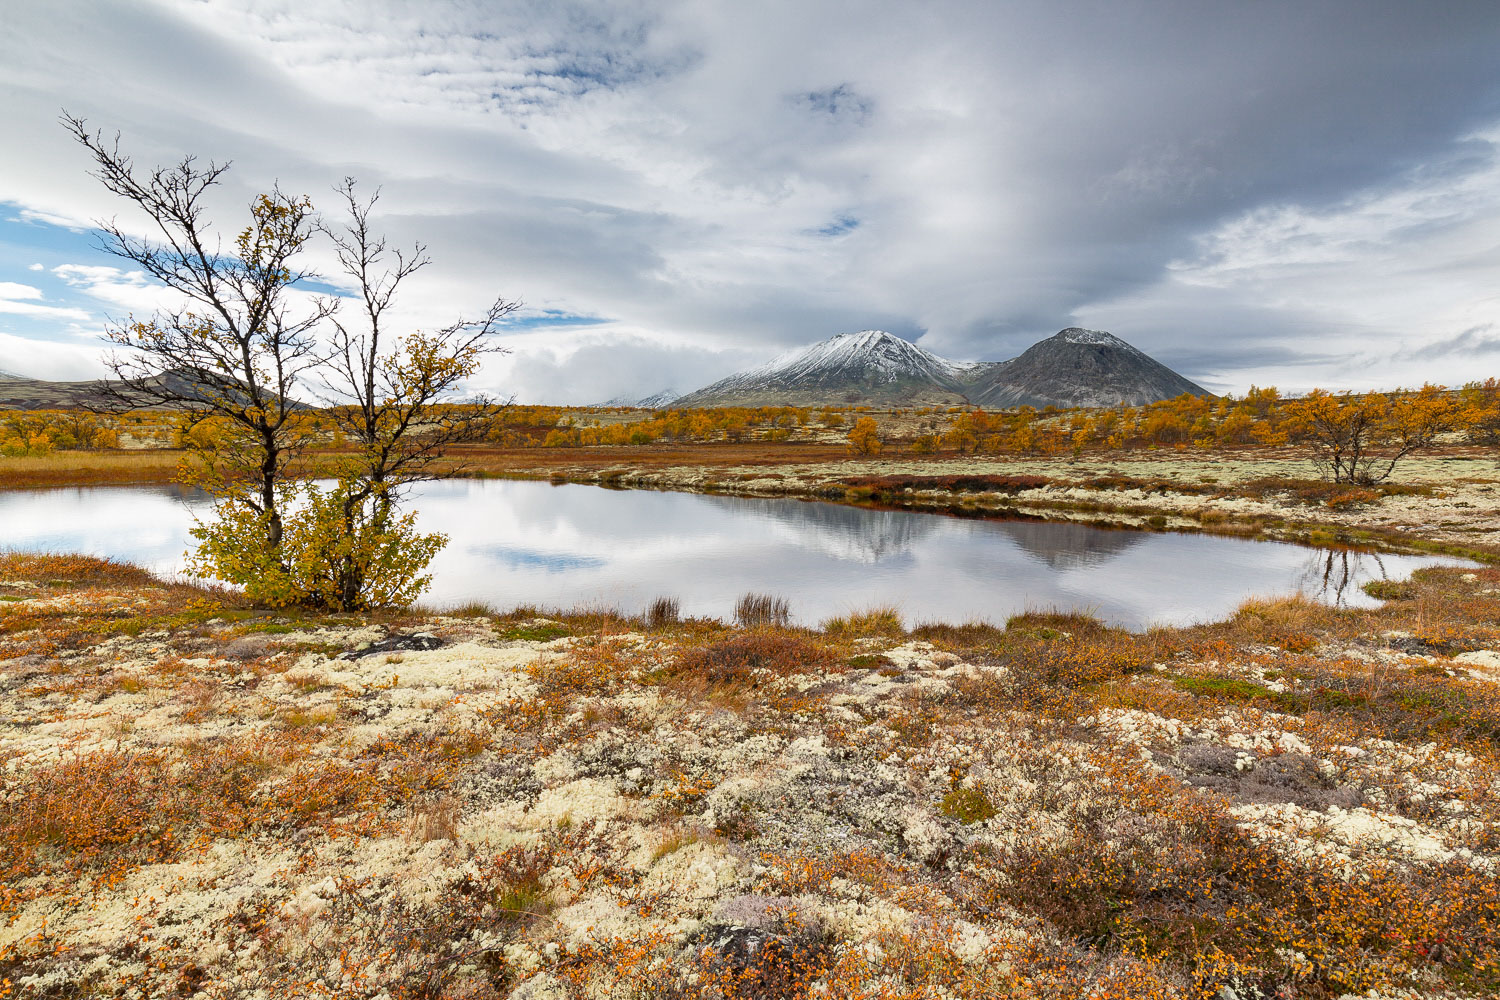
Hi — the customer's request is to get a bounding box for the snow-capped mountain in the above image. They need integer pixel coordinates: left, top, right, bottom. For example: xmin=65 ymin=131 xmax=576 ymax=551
xmin=673 ymin=327 xmax=1210 ymax=409
xmin=673 ymin=330 xmax=972 ymax=407
xmin=597 ymin=388 xmax=681 ymax=408
xmin=0 ymin=368 xmax=31 ymax=381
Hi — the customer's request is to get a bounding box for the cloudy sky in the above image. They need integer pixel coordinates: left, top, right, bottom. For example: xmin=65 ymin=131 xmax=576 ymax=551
xmin=2 ymin=0 xmax=1499 ymax=402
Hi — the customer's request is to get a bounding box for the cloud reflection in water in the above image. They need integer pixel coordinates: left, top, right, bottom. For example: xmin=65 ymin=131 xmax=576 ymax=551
xmin=0 ymin=480 xmax=1472 ymax=629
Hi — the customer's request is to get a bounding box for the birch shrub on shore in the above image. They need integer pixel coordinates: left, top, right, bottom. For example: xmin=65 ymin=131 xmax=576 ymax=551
xmin=66 ymin=117 xmax=514 ymax=610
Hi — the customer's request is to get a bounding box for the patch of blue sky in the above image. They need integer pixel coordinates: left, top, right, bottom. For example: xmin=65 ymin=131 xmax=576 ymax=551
xmin=814 ymin=215 xmax=860 ymax=238
xmin=498 ymin=309 xmax=609 ymax=331
xmin=0 ymin=208 xmax=115 ymax=276
xmin=0 ymin=205 xmax=350 ymax=339
xmin=0 ymin=209 xmax=113 ymax=343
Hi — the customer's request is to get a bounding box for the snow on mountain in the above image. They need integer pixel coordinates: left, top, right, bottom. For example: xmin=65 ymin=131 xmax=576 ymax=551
xmin=597 ymin=388 xmax=681 ymax=408
xmin=751 ymin=330 xmax=968 ymax=385
xmin=635 ymin=389 xmax=680 ymax=408
xmin=1053 ymin=327 xmax=1130 ymax=347
xmin=0 ymin=368 xmax=32 ymax=381
xmin=674 ymin=330 xmax=972 ymax=407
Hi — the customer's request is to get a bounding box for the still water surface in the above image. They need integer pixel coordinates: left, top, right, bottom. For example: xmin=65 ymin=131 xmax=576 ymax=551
xmin=0 ymin=480 xmax=1472 ymax=629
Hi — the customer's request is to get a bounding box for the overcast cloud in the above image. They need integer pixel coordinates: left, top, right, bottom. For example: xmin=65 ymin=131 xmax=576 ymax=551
xmin=1 ymin=0 xmax=1498 ymax=400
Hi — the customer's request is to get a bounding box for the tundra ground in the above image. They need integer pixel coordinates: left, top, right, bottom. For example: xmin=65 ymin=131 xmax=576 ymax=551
xmin=3 ymin=536 xmax=1500 ymax=998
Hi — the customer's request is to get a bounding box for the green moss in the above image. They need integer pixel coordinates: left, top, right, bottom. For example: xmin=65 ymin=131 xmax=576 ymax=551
xmin=940 ymin=787 xmax=997 ymax=825
xmin=1171 ymin=675 xmax=1275 ymax=702
xmin=502 ymin=623 xmax=571 ymax=642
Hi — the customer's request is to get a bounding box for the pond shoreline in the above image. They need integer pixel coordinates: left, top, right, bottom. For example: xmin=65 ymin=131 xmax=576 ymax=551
xmin=478 ymin=455 xmax=1500 ymax=564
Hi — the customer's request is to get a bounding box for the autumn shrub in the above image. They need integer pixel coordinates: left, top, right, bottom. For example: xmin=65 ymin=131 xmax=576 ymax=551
xmin=187 ymin=479 xmax=446 ymax=610
xmin=670 ymin=633 xmax=835 ymax=686
xmin=1363 ymin=579 xmax=1415 ymax=601
xmin=979 ymin=758 xmax=1500 ymax=997
xmin=1231 ymin=595 xmax=1326 ymax=651
xmin=846 ymin=416 xmax=883 ymax=455
xmin=0 ymin=551 xmax=156 ymax=589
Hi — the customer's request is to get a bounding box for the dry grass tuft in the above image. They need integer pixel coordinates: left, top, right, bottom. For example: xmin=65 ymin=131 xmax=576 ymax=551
xmin=646 ymin=595 xmax=682 ymax=628
xmin=735 ymin=592 xmax=792 ymax=627
xmin=821 ymin=605 xmax=904 ymax=638
xmin=408 ymin=795 xmax=461 ymax=842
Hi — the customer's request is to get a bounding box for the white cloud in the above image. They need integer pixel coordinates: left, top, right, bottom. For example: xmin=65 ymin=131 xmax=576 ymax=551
xmin=0 ymin=282 xmax=42 ymax=301
xmin=52 ymin=263 xmax=183 ymax=315
xmin=0 ymin=281 xmax=93 ymax=321
xmin=27 ymin=263 xmax=43 ymax=271
xmin=14 ymin=206 xmax=90 ymax=231
xmin=0 ymin=330 xmax=110 ymax=380
xmin=0 ymin=0 xmax=1498 ymax=398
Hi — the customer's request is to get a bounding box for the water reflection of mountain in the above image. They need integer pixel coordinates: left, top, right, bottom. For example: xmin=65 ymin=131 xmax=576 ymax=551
xmin=701 ymin=495 xmax=944 ymax=564
xmin=990 ymin=520 xmax=1147 ymax=570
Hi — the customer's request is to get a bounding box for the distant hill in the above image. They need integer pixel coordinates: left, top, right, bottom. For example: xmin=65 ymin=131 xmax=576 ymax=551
xmin=0 ymin=370 xmax=306 ymax=411
xmin=674 ymin=330 xmax=974 ymax=408
xmin=966 ymin=328 xmax=1211 ymax=409
xmin=0 ymin=372 xmax=124 ymax=410
xmin=671 ymin=327 xmax=1210 ymax=409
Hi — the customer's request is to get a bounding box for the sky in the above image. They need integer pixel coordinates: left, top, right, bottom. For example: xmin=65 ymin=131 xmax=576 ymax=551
xmin=2 ymin=0 xmax=1499 ymax=402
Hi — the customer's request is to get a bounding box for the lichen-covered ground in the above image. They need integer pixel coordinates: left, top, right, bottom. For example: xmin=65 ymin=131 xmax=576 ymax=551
xmin=3 ymin=537 xmax=1500 ymax=999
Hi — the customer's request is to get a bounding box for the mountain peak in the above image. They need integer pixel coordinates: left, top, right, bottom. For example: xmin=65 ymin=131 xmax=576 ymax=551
xmin=969 ymin=328 xmax=1210 ymax=409
xmin=673 ymin=329 xmax=972 ymax=407
xmin=0 ymin=368 xmax=32 ymax=382
xmin=1051 ymin=327 xmax=1130 ymax=348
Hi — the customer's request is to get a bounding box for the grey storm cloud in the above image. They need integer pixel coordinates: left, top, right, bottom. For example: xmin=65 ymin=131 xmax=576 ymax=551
xmin=1 ymin=0 xmax=1499 ymax=401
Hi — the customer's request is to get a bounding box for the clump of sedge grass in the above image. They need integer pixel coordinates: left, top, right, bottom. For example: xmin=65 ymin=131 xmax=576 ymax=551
xmin=446 ymin=599 xmax=498 ymax=618
xmin=646 ymin=595 xmax=681 ymax=628
xmin=821 ymin=605 xmax=903 ymax=638
xmin=735 ymin=592 xmax=791 ymax=628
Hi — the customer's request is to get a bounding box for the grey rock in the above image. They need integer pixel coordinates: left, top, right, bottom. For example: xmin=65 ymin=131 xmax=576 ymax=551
xmin=337 ymin=631 xmax=445 ymax=660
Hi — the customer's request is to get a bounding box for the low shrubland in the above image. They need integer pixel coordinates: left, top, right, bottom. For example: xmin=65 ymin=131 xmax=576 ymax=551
xmin=4 ymin=551 xmax=1500 ymax=997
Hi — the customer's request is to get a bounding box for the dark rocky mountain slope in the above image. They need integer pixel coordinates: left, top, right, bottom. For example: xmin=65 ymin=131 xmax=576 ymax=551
xmin=965 ymin=328 xmax=1210 ymax=409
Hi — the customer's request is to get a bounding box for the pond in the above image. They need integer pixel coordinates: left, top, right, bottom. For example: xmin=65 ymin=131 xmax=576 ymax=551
xmin=0 ymin=479 xmax=1473 ymax=629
